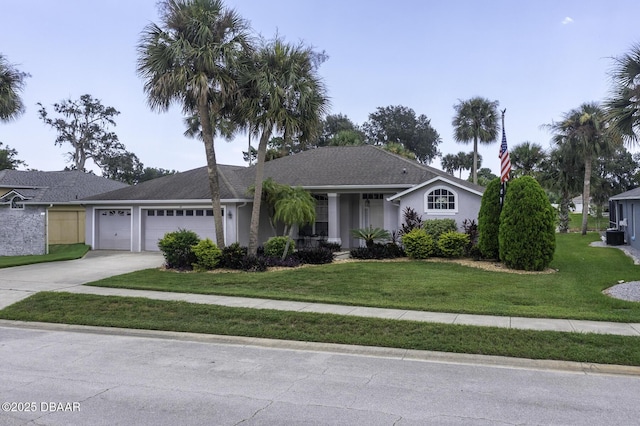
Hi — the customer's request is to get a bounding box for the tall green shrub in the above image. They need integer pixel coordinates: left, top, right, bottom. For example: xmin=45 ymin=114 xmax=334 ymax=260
xmin=157 ymin=229 xmax=200 ymax=270
xmin=402 ymin=229 xmax=435 ymax=259
xmin=477 ymin=178 xmax=501 ymax=259
xmin=499 ymin=176 xmax=556 ymax=271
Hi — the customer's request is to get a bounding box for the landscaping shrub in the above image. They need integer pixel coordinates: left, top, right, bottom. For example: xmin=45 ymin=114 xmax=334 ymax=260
xmin=423 ymin=218 xmax=457 ymax=241
xmin=423 ymin=218 xmax=457 ymax=256
xmin=294 ymin=247 xmax=334 ymax=264
xmin=401 ymin=229 xmax=435 ymax=259
xmin=238 ymin=255 xmax=268 ymax=272
xmin=349 ymin=243 xmax=404 ymax=260
xmin=219 ymin=243 xmax=247 ymax=270
xmin=462 ymin=219 xmax=479 ymax=257
xmin=351 ymin=227 xmax=391 ymax=248
xmin=400 ymin=207 xmax=423 ymax=235
xmin=264 ymin=256 xmax=302 ymax=268
xmin=499 ymin=176 xmax=556 ymax=271
xmin=157 ymin=229 xmax=200 ymax=270
xmin=264 ymin=236 xmax=296 ymax=258
xmin=437 ymin=231 xmax=470 ymax=258
xmin=191 ymin=238 xmax=222 ymax=270
xmin=319 ymin=240 xmax=342 ymax=252
xmin=477 ymin=178 xmax=501 ymax=259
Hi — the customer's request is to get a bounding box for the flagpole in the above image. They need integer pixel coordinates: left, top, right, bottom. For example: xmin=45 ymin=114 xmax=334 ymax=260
xmin=499 ymin=109 xmax=507 ymax=208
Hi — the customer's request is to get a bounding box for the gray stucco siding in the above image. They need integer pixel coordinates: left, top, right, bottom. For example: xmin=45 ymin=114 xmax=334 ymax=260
xmin=0 ymin=205 xmax=46 ymax=256
xmin=393 ymin=183 xmax=482 ymax=230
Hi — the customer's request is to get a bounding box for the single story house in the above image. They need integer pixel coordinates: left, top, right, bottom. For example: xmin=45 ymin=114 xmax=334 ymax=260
xmin=0 ymin=170 xmax=128 ymax=256
xmin=609 ymin=187 xmax=640 ymax=248
xmin=81 ymin=145 xmax=485 ymax=251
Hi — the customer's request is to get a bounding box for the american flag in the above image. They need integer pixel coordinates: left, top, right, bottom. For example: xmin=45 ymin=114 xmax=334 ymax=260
xmin=498 ymin=127 xmax=511 ymax=183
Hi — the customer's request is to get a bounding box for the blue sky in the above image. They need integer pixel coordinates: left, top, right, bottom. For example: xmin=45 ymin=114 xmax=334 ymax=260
xmin=2 ymin=0 xmax=639 ymax=178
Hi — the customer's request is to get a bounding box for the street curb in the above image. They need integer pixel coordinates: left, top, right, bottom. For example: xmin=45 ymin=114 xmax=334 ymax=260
xmin=2 ymin=319 xmax=640 ymax=377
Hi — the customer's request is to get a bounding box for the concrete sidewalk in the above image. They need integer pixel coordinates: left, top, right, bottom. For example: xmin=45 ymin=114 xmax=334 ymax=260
xmin=62 ymin=285 xmax=640 ymax=336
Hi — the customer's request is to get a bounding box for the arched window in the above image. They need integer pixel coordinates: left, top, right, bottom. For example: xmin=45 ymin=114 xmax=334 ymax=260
xmin=10 ymin=195 xmax=24 ymax=210
xmin=425 ymin=187 xmax=457 ymax=214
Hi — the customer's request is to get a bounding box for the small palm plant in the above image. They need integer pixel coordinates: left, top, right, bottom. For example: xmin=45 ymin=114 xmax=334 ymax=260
xmin=351 ymin=227 xmax=390 ymax=249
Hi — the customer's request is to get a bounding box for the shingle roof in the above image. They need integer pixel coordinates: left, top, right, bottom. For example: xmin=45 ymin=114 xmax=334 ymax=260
xmin=83 ymin=146 xmax=484 ymax=202
xmin=610 ymin=187 xmax=640 ymax=201
xmin=0 ymin=170 xmax=128 ymax=203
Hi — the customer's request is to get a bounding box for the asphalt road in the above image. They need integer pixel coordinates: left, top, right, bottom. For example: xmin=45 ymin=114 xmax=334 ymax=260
xmin=1 ymin=324 xmax=640 ymax=425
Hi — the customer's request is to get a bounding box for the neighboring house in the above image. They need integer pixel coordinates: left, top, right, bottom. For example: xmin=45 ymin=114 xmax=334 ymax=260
xmin=0 ymin=170 xmax=128 ymax=256
xmin=81 ymin=146 xmax=485 ymax=252
xmin=609 ymin=188 xmax=640 ymax=248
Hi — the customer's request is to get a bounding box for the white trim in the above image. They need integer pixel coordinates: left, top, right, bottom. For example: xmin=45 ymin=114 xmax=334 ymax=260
xmin=387 ymin=176 xmax=483 ymax=201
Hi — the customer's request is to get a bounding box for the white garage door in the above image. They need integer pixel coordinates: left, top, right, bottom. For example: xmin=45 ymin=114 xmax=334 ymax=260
xmin=142 ymin=208 xmax=220 ymax=251
xmin=96 ymin=209 xmax=131 ymax=250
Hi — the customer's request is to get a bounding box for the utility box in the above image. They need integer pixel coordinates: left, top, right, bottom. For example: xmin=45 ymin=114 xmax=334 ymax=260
xmin=606 ymin=230 xmax=625 ymax=246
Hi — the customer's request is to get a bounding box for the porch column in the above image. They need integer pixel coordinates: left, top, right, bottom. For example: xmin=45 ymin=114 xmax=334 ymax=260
xmin=327 ymin=193 xmax=341 ymax=245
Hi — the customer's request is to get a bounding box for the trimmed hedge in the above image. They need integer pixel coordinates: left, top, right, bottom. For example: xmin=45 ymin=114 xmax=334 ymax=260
xmin=477 ymin=178 xmax=502 ymax=260
xmin=499 ymin=176 xmax=556 ymax=271
xmin=437 ymin=231 xmax=469 ymax=258
xmin=264 ymin=236 xmax=296 ymax=258
xmin=402 ymin=229 xmax=435 ymax=259
xmin=191 ymin=238 xmax=222 ymax=270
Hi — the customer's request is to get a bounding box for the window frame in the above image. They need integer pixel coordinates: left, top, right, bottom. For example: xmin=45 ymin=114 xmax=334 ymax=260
xmin=424 ymin=186 xmax=458 ymax=215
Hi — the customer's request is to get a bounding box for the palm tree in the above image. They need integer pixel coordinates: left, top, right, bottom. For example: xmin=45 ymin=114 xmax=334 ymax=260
xmin=539 ymin=145 xmax=582 ymax=233
xmin=0 ymin=54 xmax=29 ymax=122
xmin=546 ymin=103 xmax=621 ymax=235
xmin=452 ymin=97 xmax=500 ymax=184
xmin=510 ymin=141 xmax=546 ymax=178
xmin=605 ymin=43 xmax=640 ymax=145
xmin=239 ymin=38 xmax=329 ymax=255
xmin=136 ymin=0 xmax=251 ymax=247
xmin=274 ymin=186 xmax=316 ymax=259
xmin=440 ymin=153 xmax=458 ymax=175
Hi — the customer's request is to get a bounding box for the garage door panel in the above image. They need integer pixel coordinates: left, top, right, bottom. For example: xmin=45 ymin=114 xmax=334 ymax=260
xmin=97 ymin=210 xmax=131 ymax=250
xmin=143 ymin=209 xmax=218 ymax=251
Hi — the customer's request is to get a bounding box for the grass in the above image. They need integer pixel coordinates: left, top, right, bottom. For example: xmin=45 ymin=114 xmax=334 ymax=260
xmin=2 ymin=291 xmax=640 ymax=366
xmin=87 ymin=233 xmax=640 ymax=322
xmin=569 ymin=212 xmax=609 ymax=232
xmin=0 ymin=244 xmax=90 ymax=268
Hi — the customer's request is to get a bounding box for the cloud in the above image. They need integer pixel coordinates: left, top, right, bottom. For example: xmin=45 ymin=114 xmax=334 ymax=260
xmin=562 ymin=16 xmax=574 ymax=25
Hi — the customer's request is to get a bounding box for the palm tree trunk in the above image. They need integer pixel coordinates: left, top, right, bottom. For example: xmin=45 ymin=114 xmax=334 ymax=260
xmin=559 ymin=189 xmax=570 ymax=233
xmin=581 ymin=154 xmax=592 ymax=236
xmin=248 ymin=130 xmax=272 ymax=256
xmin=198 ymin=99 xmax=226 ymax=248
xmin=472 ymin=135 xmax=478 ymax=185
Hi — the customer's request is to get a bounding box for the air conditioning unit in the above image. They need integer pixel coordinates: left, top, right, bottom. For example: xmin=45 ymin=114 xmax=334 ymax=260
xmin=619 ymin=218 xmax=628 ymax=227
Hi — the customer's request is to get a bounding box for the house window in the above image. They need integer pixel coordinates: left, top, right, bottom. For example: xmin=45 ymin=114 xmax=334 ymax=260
xmin=425 ymin=187 xmax=457 ymax=213
xmin=10 ymin=196 xmax=24 ymax=210
xmin=300 ymin=195 xmax=328 ymax=237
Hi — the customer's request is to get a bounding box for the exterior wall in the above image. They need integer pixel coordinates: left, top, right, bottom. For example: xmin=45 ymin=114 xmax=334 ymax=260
xmin=48 ymin=206 xmax=86 ymax=244
xmin=395 ymin=183 xmax=482 ymax=230
xmin=0 ymin=205 xmax=46 ymax=256
xmin=613 ymin=200 xmax=640 ymax=251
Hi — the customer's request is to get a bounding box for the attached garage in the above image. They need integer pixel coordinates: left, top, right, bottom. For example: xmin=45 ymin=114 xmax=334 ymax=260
xmin=96 ymin=209 xmax=132 ymax=250
xmin=142 ymin=208 xmax=219 ymax=251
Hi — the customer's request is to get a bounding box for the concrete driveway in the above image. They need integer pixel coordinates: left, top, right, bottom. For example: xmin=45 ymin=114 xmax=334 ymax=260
xmin=0 ymin=251 xmax=164 ymax=309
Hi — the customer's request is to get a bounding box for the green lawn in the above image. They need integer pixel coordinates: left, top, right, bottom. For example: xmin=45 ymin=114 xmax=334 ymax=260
xmin=2 ymin=291 xmax=640 ymax=366
xmin=86 ymin=233 xmax=640 ymax=322
xmin=3 ymin=233 xmax=640 ymax=365
xmin=569 ymin=213 xmax=610 ymax=232
xmin=0 ymin=244 xmax=90 ymax=268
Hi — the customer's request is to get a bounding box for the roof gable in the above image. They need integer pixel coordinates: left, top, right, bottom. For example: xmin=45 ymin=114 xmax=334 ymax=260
xmin=388 ymin=175 xmax=484 ymax=201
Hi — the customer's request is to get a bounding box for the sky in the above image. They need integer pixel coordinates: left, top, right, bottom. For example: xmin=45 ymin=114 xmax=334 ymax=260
xmin=2 ymin=0 xmax=639 ymax=179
